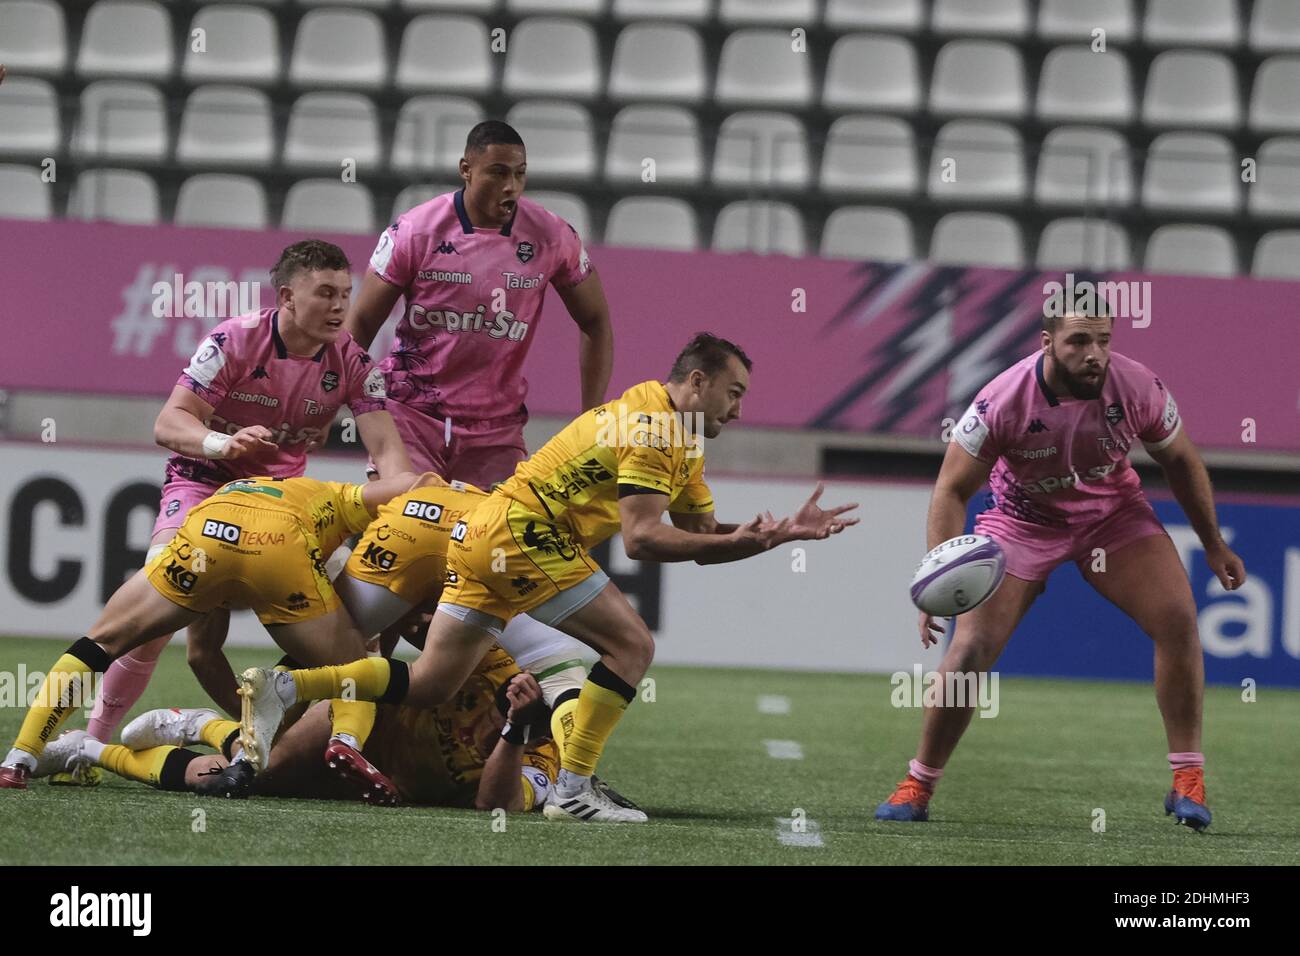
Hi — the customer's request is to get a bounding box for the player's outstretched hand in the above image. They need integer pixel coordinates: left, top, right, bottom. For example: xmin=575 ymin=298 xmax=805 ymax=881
xmin=783 ymin=482 xmax=860 ymax=541
xmin=224 ymin=425 xmax=278 ymax=460
xmin=919 ymin=610 xmax=948 ymax=648
xmin=1205 ymin=540 xmax=1246 ymax=592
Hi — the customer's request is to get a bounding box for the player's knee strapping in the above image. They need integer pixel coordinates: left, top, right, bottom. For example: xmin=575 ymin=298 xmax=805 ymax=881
xmin=14 ymin=638 xmax=115 ymax=758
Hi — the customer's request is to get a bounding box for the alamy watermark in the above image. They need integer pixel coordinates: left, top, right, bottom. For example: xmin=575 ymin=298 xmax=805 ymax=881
xmin=890 ymin=665 xmax=1000 ymax=718
xmin=594 ymin=405 xmax=704 ymax=458
xmin=1042 ymin=272 xmax=1151 ymax=328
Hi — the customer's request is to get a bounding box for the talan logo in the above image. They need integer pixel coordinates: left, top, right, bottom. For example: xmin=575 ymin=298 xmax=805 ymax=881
xmin=201 ymin=519 xmax=242 ymax=543
xmin=321 ymin=371 xmax=339 ymax=393
xmin=402 ymin=500 xmax=443 ymax=522
xmin=516 ymin=241 xmax=535 ymax=263
xmin=50 ymin=886 xmax=151 ymax=936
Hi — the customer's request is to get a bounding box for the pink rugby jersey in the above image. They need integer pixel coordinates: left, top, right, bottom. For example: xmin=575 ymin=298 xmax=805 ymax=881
xmin=953 ymin=351 xmax=1181 ymax=528
xmin=166 ymin=308 xmax=387 ymax=485
xmin=368 ymin=188 xmax=593 ymax=422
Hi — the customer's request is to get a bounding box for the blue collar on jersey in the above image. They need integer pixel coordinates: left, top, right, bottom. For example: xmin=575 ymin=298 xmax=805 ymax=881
xmin=453 ymin=187 xmax=517 ymax=236
xmin=271 ymin=311 xmax=327 ymax=362
xmin=1035 ymin=353 xmax=1061 ymax=407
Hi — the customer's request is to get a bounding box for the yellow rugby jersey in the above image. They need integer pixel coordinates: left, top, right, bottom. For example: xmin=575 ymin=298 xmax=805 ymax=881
xmin=495 ymin=380 xmax=715 ymax=547
xmin=207 ymin=476 xmax=372 ymax=556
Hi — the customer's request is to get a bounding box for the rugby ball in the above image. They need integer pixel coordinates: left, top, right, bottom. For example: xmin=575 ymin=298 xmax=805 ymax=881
xmin=909 ymin=534 xmax=1006 ymax=617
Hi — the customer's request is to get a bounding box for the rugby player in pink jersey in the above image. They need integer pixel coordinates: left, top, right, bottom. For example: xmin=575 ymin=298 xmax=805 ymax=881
xmin=77 ymin=241 xmax=412 ymax=768
xmin=875 ymin=304 xmax=1245 ymax=831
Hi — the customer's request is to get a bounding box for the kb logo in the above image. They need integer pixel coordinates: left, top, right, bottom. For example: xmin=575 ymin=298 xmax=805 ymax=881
xmin=201 ymin=520 xmax=241 ymax=543
xmin=402 ymin=500 xmax=444 ymax=522
xmin=361 ymin=543 xmax=397 ymax=570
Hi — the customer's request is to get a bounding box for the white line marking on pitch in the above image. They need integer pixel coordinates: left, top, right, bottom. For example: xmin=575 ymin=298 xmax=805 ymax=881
xmin=763 ymin=739 xmax=803 ymax=760
xmin=757 ymin=695 xmax=790 ymax=715
xmin=774 ymin=817 xmax=823 ymax=848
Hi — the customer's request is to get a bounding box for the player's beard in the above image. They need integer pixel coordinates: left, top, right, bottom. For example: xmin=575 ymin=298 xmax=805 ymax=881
xmin=1051 ymin=344 xmax=1108 ymax=399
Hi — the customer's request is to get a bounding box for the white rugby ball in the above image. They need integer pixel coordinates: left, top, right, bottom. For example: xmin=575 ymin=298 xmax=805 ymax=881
xmin=909 ymin=534 xmax=1006 ymax=617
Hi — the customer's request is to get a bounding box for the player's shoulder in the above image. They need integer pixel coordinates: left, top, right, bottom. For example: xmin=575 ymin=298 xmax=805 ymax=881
xmin=206 ymin=308 xmax=273 ymax=345
xmin=390 ymin=191 xmax=458 ymax=235
xmin=1107 ymin=350 xmax=1160 ymax=382
xmin=971 ymin=353 xmax=1038 ymax=417
xmin=516 ymin=195 xmax=582 ymax=239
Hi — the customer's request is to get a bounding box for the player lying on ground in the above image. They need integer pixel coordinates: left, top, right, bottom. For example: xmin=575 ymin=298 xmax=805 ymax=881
xmin=32 ymin=646 xmax=557 ymax=811
xmin=0 ymin=473 xmax=427 ymax=790
xmin=79 ymin=240 xmax=410 ymax=785
xmin=875 ymin=303 xmax=1245 ymax=831
xmin=242 ymin=333 xmax=860 ymax=823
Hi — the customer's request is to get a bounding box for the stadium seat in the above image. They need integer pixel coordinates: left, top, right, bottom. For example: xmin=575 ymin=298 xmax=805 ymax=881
xmin=0 ymin=77 xmax=60 ymax=158
xmin=504 ymin=101 xmax=596 ymax=179
xmin=1038 ymin=0 xmax=1135 ymax=44
xmin=524 ymin=190 xmax=592 ymax=240
xmin=1249 ymin=0 xmax=1300 ymax=53
xmin=507 ymin=0 xmax=605 ymax=15
xmin=1142 ymin=51 xmax=1240 ymax=130
xmin=611 ymin=0 xmax=709 ymax=23
xmin=289 ymin=9 xmax=387 ymax=90
xmin=715 ymin=29 xmax=814 ymax=108
xmin=1143 ymin=0 xmax=1240 ymax=48
xmin=503 ymin=18 xmax=600 ymax=100
xmin=400 ymin=0 xmax=496 ymax=8
xmin=0 ymin=0 xmax=67 ymax=77
xmin=712 ymin=201 xmax=806 ymax=256
xmin=712 ymin=111 xmax=809 ymax=190
xmin=931 ymin=0 xmax=1029 ymax=38
xmin=77 ymin=0 xmax=172 ymax=80
xmin=928 ymin=120 xmax=1025 ymax=202
xmin=0 ymin=163 xmax=52 ymax=219
xmin=717 ymin=0 xmax=817 ymax=25
xmin=174 ymin=174 xmax=269 ymax=229
xmin=604 ymin=197 xmax=699 ymax=251
xmin=822 ymin=35 xmax=921 ymax=113
xmin=282 ymin=180 xmax=375 ymax=234
xmin=604 ymin=106 xmax=703 ymax=185
xmin=1251 ymin=230 xmax=1300 ymax=278
xmin=819 ymin=206 xmax=915 ymax=261
xmin=176 ymin=86 xmax=275 ymax=167
xmin=67 ymin=169 xmax=159 ymax=224
xmin=1034 ymin=127 xmax=1133 ymax=207
xmin=72 ymin=81 xmax=168 ymax=161
xmin=396 ymin=16 xmax=494 ymax=94
xmin=607 ymin=23 xmax=707 ymax=104
xmin=283 ymin=93 xmax=381 ymax=171
xmin=819 ymin=115 xmax=918 ymax=196
xmin=1249 ymin=58 xmax=1300 ymax=132
xmin=929 ymin=40 xmax=1026 ymax=118
xmin=1144 ymin=224 xmax=1238 ymax=277
xmin=391 ymin=97 xmax=483 ymax=175
xmin=1142 ymin=133 xmax=1240 ymax=214
xmin=1036 ymin=218 xmax=1132 ymax=270
xmin=391 ymin=183 xmax=460 ymax=220
xmin=825 ymin=0 xmax=923 ymax=31
xmin=930 ymin=213 xmax=1024 ymax=267
xmin=183 ymin=6 xmax=281 ymax=85
xmin=1036 ymin=48 xmax=1134 ymax=125
xmin=1247 ymin=138 xmax=1300 ymax=218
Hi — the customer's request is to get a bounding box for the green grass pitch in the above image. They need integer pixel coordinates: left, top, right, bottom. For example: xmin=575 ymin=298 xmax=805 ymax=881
xmin=0 ymin=635 xmax=1296 ymax=865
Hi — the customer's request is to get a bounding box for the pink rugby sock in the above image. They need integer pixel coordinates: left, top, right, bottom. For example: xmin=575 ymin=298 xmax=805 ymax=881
xmin=1168 ymin=751 xmax=1204 ymax=772
xmin=86 ymin=647 xmax=165 ymax=741
xmin=908 ymin=759 xmax=944 ymax=788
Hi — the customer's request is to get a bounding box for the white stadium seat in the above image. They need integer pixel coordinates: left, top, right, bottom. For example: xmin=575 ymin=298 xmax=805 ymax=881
xmin=825 ymin=0 xmax=923 ymax=32
xmin=184 ymin=6 xmax=281 ymax=85
xmin=507 ymin=0 xmax=605 ymax=15
xmin=73 ymin=81 xmax=168 ymax=161
xmin=1034 ymin=126 xmax=1133 ymax=207
xmin=820 ymin=115 xmax=918 ymax=196
xmin=1143 ymin=0 xmax=1240 ymax=49
xmin=929 ymin=40 xmax=1026 ymax=118
xmin=0 ymin=0 xmax=68 ymax=77
xmin=504 ymin=101 xmax=596 ymax=179
xmin=1144 ymin=224 xmax=1238 ymax=277
xmin=1142 ymin=51 xmax=1240 ymax=130
xmin=608 ymin=23 xmax=707 ymax=104
xmin=298 ymin=0 xmax=391 ymax=7
xmin=822 ymin=34 xmax=921 ymax=113
xmin=176 ymin=86 xmax=275 ymax=167
xmin=604 ymin=197 xmax=699 ymax=251
xmin=819 ymin=206 xmax=915 ymax=261
xmin=77 ymin=0 xmax=172 ymax=80
xmin=715 ymin=29 xmax=813 ymax=108
xmin=391 ymin=183 xmax=460 ymax=220
xmin=523 ymin=190 xmax=591 ymax=240
xmin=175 ymin=174 xmax=269 ymax=229
xmin=931 ymin=0 xmax=1029 ymax=38
xmin=1249 ymin=0 xmax=1300 ymax=53
xmin=611 ymin=0 xmax=709 ymax=23
xmin=401 ymin=0 xmax=497 ymax=8
xmin=1142 ymin=133 xmax=1240 ymax=214
xmin=928 ymin=120 xmax=1025 ymax=202
xmin=282 ymin=180 xmax=375 ymax=234
xmin=1251 ymin=230 xmax=1300 ymax=278
xmin=0 ymin=77 xmax=60 ymax=158
xmin=289 ymin=9 xmax=387 ymax=89
xmin=1249 ymin=58 xmax=1300 ymax=132
xmin=604 ymin=106 xmax=703 ymax=185
xmin=390 ymin=96 xmax=483 ymax=175
xmin=1036 ymin=48 xmax=1134 ymax=125
xmin=67 ymin=168 xmax=159 ymax=224
xmin=930 ymin=213 xmax=1024 ymax=268
xmin=712 ymin=201 xmax=806 ymax=256
xmin=717 ymin=0 xmax=816 ymax=25
xmin=1038 ymin=0 xmax=1135 ymax=44
xmin=1247 ymin=138 xmax=1300 ymax=218
xmin=283 ymin=93 xmax=381 ymax=171
xmin=503 ymin=18 xmax=601 ymax=100
xmin=1036 ymin=218 xmax=1132 ymax=270
xmin=0 ymin=163 xmax=52 ymax=219
xmin=396 ymin=16 xmax=494 ymax=94
xmin=712 ymin=111 xmax=809 ymax=190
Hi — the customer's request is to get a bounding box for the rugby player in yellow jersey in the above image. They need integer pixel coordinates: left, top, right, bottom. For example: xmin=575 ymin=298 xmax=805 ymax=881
xmin=31 ymin=646 xmax=558 ymax=813
xmin=0 ymin=471 xmax=423 ymax=791
xmin=242 ymin=333 xmax=860 ymax=822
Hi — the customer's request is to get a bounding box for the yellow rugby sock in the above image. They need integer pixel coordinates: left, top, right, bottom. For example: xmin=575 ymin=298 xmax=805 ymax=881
xmin=292 ymin=658 xmax=396 ymax=704
xmin=14 ymin=638 xmax=112 ymax=758
xmin=99 ymin=744 xmax=172 ymax=786
xmin=330 ymin=700 xmax=376 ymax=748
xmin=550 ymin=695 xmax=579 ymax=759
xmin=562 ymin=663 xmax=636 ymax=778
xmin=199 ymin=718 xmax=239 ymax=754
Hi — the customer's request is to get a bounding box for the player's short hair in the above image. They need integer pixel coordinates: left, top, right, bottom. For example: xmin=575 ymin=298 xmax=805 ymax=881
xmin=270 ymin=239 xmax=351 ymax=289
xmin=667 ymin=333 xmax=753 ymax=383
xmin=465 ymin=120 xmax=526 ymax=158
xmin=1042 ymin=296 xmax=1113 ymax=333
